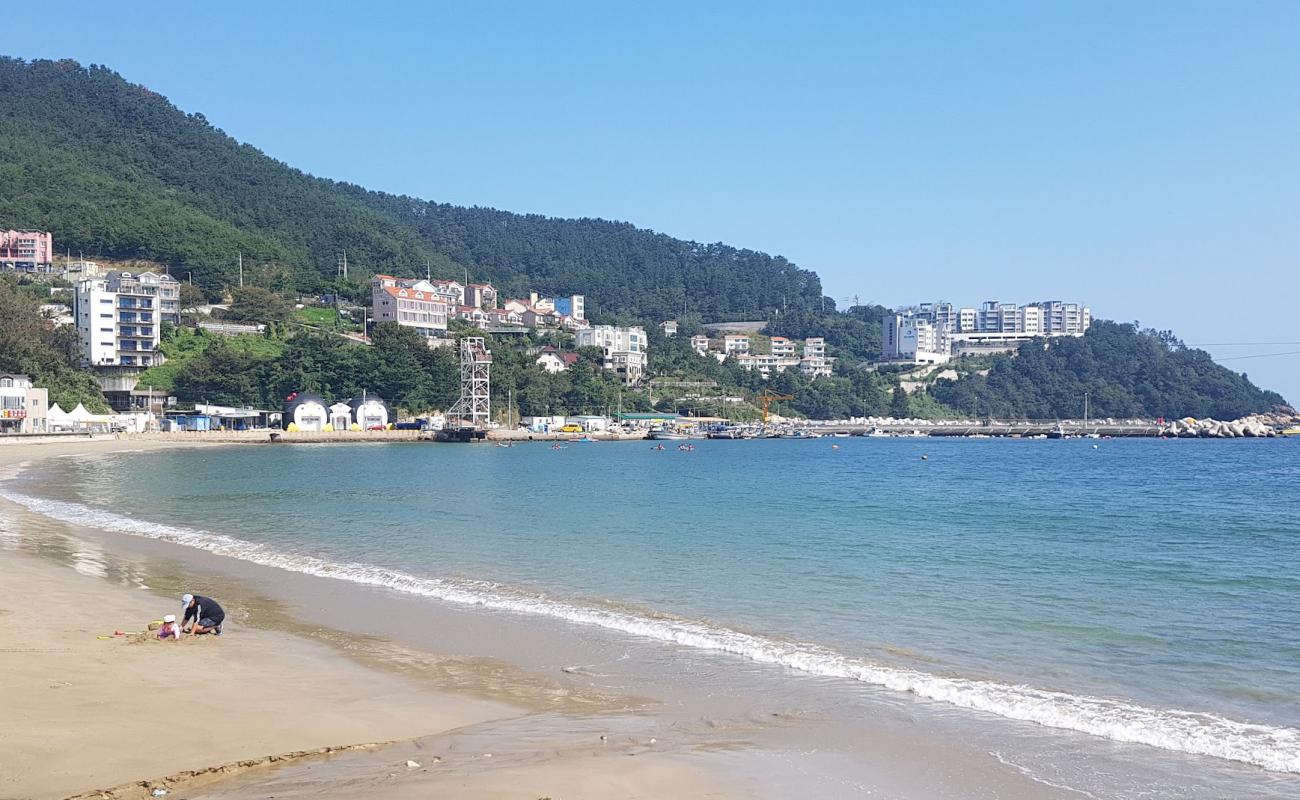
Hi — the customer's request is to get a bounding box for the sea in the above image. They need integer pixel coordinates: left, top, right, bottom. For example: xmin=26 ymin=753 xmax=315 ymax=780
xmin=3 ymin=436 xmax=1299 ymax=798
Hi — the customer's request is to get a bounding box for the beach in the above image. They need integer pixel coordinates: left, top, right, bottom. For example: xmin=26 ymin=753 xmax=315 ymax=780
xmin=3 ymin=435 xmax=1297 ymax=799
xmin=0 ymin=438 xmax=747 ymax=800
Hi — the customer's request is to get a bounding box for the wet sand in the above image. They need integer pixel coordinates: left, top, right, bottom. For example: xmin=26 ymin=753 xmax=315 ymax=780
xmin=0 ymin=437 xmax=1080 ymax=799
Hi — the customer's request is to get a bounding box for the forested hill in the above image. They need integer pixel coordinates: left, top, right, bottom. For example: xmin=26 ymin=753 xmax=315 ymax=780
xmin=929 ymin=322 xmax=1289 ymax=420
xmin=0 ymin=57 xmax=823 ymax=318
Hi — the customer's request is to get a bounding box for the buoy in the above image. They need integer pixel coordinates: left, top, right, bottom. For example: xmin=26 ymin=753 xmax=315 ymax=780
xmin=920 ymin=454 xmax=929 ymax=461
xmin=1092 ymin=444 xmax=1099 ymax=449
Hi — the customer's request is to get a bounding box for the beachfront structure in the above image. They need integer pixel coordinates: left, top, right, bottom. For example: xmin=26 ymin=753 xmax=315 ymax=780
xmin=370 ymin=275 xmax=450 ymax=337
xmin=283 ymin=393 xmax=329 ymax=432
xmin=328 ymin=402 xmax=353 ymax=432
xmin=576 ymin=325 xmax=647 ymax=385
xmin=0 ymin=374 xmax=48 ymax=434
xmin=883 ymin=299 xmax=1092 ymax=361
xmin=0 ymin=230 xmax=54 ymax=272
xmin=350 ymin=395 xmax=391 ymax=429
xmin=74 ymin=271 xmax=180 ymax=367
xmin=194 ymin=403 xmax=280 ymax=430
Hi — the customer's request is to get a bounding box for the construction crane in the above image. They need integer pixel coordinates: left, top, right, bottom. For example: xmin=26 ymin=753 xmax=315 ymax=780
xmin=757 ymin=388 xmax=794 ymax=424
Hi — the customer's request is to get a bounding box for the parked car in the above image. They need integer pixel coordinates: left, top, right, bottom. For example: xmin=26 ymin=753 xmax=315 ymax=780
xmin=560 ymin=424 xmax=584 ymax=433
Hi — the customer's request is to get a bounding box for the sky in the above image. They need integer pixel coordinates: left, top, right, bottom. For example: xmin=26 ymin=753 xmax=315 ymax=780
xmin=10 ymin=2 xmax=1300 ymax=401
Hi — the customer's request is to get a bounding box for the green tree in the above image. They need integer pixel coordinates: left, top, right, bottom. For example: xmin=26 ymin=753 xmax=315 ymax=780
xmin=226 ymin=287 xmax=291 ymax=323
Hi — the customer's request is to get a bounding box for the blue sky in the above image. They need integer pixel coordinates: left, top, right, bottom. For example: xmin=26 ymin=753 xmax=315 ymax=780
xmin=11 ymin=2 xmax=1300 ymax=401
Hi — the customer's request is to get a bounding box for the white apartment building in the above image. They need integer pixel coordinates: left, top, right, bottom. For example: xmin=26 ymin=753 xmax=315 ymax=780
xmin=576 ymin=325 xmax=648 ymax=385
xmin=769 ymin=336 xmax=798 ymax=358
xmin=884 ymin=299 xmax=1091 ymax=361
xmin=723 ymin=334 xmax=751 ymax=355
xmin=660 ymin=320 xmax=678 ymax=337
xmin=371 ymin=275 xmax=450 ymax=337
xmin=74 ymin=271 xmax=180 ymax=368
xmin=690 ymin=334 xmax=710 ymax=355
xmin=798 ymin=337 xmax=835 ymax=377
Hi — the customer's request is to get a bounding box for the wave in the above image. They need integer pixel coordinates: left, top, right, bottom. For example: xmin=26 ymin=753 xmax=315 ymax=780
xmin=2 ymin=485 xmax=1298 ymax=774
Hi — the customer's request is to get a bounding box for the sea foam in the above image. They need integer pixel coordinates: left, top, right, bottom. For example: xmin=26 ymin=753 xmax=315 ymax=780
xmin=3 ymin=485 xmax=1298 ymax=774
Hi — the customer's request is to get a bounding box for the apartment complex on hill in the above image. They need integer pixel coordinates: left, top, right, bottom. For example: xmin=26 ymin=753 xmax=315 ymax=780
xmin=883 ymin=299 xmax=1092 ymax=363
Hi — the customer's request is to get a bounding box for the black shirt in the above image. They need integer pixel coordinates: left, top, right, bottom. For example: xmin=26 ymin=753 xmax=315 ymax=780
xmin=183 ymin=595 xmax=225 ymax=626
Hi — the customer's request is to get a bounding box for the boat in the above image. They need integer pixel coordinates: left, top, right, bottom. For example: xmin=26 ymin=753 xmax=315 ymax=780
xmin=831 ymin=431 xmax=851 ymax=438
xmin=1281 ymin=425 xmax=1300 ymax=437
xmin=1046 ymin=425 xmax=1066 ymax=440
xmin=646 ymin=426 xmax=688 ymax=441
xmin=707 ymin=425 xmax=745 ymax=439
xmin=780 ymin=429 xmax=823 ymax=439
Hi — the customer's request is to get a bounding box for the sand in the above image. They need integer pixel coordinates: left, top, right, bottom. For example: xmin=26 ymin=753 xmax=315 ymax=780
xmin=0 ymin=436 xmax=1082 ymax=800
xmin=0 ymin=437 xmax=746 ymax=800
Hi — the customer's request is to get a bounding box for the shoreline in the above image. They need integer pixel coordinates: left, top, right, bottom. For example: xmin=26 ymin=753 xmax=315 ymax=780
xmin=0 ymin=438 xmax=751 ymax=800
xmin=5 ymin=437 xmax=1291 ymax=798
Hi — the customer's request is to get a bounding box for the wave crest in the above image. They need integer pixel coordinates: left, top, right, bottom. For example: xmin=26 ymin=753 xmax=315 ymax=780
xmin=3 ymin=487 xmax=1297 ymax=773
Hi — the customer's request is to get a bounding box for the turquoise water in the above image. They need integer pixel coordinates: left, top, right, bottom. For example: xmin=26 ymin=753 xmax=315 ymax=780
xmin=6 ymin=437 xmax=1300 ymax=778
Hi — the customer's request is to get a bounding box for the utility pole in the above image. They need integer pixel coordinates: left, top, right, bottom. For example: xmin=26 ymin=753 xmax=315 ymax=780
xmin=342 ymin=250 xmax=348 ymax=281
xmin=238 ymin=252 xmax=244 ymax=288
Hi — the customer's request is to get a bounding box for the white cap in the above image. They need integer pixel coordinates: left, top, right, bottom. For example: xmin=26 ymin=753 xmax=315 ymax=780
xmin=182 ymin=593 xmax=194 ymax=608
xmin=163 ymin=614 xmax=176 ymax=624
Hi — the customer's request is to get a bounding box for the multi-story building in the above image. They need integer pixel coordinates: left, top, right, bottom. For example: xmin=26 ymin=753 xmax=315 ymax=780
xmin=74 ymin=271 xmax=180 ymax=367
xmin=0 ymin=373 xmax=48 ymax=434
xmin=0 ymin=230 xmax=54 ymax=272
xmin=550 ymin=294 xmax=586 ymax=321
xmin=769 ymin=336 xmax=798 ymax=358
xmin=370 ymin=275 xmax=450 ymax=337
xmin=576 ymin=325 xmax=647 ymax=385
xmin=464 ymin=283 xmax=498 ymax=310
xmin=723 ymin=334 xmax=750 ymax=355
xmin=884 ymin=299 xmax=1092 ymax=361
xmin=427 ymin=279 xmax=465 ymax=307
xmin=800 ymin=337 xmax=834 ymax=377
xmin=660 ymin=320 xmax=678 ymax=337
xmin=882 ymin=315 xmax=950 ymax=365
xmin=1019 ymin=304 xmax=1043 ymax=335
xmin=690 ymin=334 xmax=710 ymax=356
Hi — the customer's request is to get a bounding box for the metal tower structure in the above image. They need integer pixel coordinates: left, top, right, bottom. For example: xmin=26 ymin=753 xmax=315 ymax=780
xmin=447 ymin=337 xmax=491 ymax=428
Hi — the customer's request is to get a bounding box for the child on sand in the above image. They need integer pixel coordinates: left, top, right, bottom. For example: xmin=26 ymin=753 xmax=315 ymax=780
xmin=157 ymin=613 xmax=181 ymax=640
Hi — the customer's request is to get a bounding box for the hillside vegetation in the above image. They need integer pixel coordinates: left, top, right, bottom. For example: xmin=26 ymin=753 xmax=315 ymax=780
xmin=929 ymin=322 xmax=1288 ymax=420
xmin=0 ymin=57 xmax=823 ymax=320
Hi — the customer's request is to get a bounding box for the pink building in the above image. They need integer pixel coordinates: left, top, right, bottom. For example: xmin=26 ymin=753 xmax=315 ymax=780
xmin=370 ymin=275 xmax=449 ymax=337
xmin=1 ymin=230 xmax=54 ymax=272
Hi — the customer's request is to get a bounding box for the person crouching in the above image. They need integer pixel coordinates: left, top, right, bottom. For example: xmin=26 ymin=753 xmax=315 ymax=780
xmin=181 ymin=593 xmax=225 ymax=636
